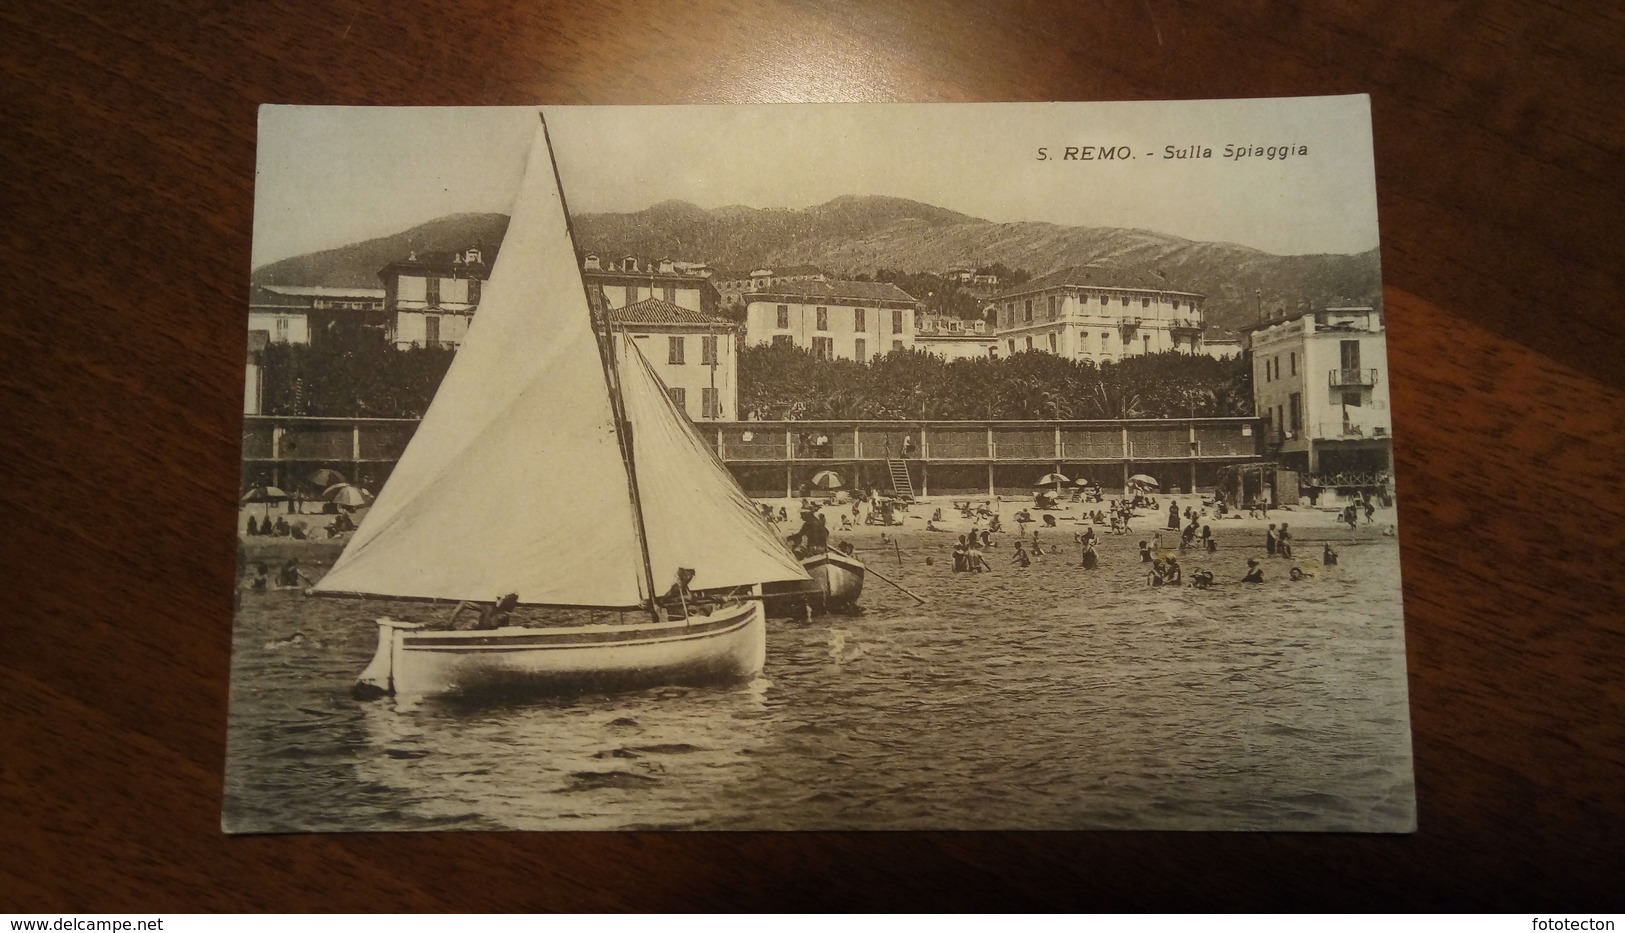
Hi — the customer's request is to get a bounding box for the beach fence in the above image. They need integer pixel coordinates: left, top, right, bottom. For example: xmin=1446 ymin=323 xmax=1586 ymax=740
xmin=244 ymin=415 xmax=1266 ymax=500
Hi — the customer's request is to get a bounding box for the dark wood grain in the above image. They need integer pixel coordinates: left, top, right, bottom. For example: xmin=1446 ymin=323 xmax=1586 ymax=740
xmin=2 ymin=0 xmax=1622 ymax=911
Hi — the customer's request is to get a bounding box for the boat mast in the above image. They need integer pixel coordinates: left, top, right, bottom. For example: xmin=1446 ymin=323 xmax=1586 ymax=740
xmin=537 ymin=113 xmax=662 ymax=616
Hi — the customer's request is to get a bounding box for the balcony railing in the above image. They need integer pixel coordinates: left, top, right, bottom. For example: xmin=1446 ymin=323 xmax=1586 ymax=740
xmin=1315 ymin=421 xmax=1390 ymax=439
xmin=1329 ymin=368 xmax=1379 ymax=387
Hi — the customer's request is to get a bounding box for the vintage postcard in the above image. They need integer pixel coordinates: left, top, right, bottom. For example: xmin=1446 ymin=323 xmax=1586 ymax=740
xmin=226 ymin=97 xmax=1414 ymax=832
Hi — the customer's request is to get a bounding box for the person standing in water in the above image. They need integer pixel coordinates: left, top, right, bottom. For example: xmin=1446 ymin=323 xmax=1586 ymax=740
xmin=1266 ymin=523 xmax=1278 ymax=557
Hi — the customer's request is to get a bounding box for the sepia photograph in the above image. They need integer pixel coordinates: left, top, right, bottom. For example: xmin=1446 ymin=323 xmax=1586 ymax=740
xmin=225 ymin=97 xmax=1414 ymax=833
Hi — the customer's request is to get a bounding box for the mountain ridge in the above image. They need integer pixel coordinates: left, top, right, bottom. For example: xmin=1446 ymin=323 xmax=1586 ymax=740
xmin=250 ymin=195 xmax=1381 ymax=335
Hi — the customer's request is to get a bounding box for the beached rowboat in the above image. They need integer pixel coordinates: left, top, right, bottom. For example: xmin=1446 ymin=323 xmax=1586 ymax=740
xmin=313 ymin=117 xmax=809 ymax=698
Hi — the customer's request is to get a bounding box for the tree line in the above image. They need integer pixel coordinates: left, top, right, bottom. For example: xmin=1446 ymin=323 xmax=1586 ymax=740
xmin=737 ymin=342 xmax=1252 ymax=421
xmin=254 ymin=337 xmax=1250 ymax=422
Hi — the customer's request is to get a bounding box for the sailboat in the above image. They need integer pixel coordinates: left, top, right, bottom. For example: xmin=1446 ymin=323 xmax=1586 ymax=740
xmin=312 ymin=117 xmax=812 ymax=699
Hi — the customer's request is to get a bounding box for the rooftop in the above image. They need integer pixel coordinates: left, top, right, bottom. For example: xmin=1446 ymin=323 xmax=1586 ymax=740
xmin=746 ymin=280 xmax=918 ymax=304
xmin=993 ymin=265 xmax=1203 ymax=301
xmin=610 ymin=297 xmax=733 ymax=327
xmin=262 ymin=285 xmax=386 ymax=300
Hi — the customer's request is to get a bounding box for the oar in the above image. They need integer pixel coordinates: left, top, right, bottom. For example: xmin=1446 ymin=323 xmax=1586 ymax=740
xmin=864 ymin=563 xmax=927 ymax=605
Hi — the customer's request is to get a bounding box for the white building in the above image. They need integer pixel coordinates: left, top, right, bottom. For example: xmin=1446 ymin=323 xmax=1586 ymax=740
xmin=379 ymin=248 xmax=487 ymax=349
xmin=990 ymin=267 xmax=1205 ymax=362
xmin=744 ymin=280 xmax=918 ymax=361
xmin=1244 ymin=305 xmax=1391 ymax=490
xmin=608 ymin=296 xmax=740 ymax=421
xmin=915 ymin=311 xmax=996 ymax=360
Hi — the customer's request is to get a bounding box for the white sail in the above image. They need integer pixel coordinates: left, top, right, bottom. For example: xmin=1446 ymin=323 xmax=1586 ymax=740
xmin=616 ymin=335 xmax=811 ymax=593
xmin=314 ymin=122 xmax=648 ymax=607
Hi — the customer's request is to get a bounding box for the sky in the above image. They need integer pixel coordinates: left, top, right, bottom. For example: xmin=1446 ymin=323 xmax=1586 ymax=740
xmin=252 ymin=97 xmax=1381 ymax=270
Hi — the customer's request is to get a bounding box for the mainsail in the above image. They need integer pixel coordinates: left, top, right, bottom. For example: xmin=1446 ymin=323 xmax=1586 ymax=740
xmin=615 ymin=334 xmax=811 ymax=593
xmin=313 ymin=122 xmax=647 ymax=607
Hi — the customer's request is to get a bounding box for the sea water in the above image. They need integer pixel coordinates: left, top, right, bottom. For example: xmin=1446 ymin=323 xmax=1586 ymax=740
xmin=223 ymin=529 xmax=1414 ymax=832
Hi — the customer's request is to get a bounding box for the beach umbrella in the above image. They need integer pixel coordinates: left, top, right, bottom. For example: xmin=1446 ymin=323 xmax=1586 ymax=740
xmin=323 ymin=483 xmax=375 ymax=507
xmin=1033 ymin=472 xmax=1072 ymax=487
xmin=809 ymin=470 xmax=844 ymax=489
xmin=310 ymin=468 xmax=346 ymax=488
xmin=241 ymin=485 xmax=289 ymax=516
xmin=1128 ymin=473 xmax=1159 ymax=489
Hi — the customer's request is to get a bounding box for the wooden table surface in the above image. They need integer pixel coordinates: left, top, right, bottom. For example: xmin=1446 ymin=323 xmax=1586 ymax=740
xmin=3 ymin=0 xmax=1622 ymax=912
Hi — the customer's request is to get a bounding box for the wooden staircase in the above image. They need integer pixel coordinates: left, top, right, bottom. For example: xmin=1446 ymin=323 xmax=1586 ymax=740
xmin=887 ymin=458 xmax=915 ymax=498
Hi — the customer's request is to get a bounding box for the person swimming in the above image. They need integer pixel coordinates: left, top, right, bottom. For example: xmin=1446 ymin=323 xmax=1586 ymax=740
xmin=1242 ymin=558 xmax=1265 ymax=584
xmin=1323 ymin=543 xmax=1338 ymax=566
xmin=1011 ymin=541 xmax=1031 ymax=567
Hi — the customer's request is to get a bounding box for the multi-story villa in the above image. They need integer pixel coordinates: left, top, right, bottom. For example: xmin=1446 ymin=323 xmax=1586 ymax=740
xmin=990 ymin=266 xmax=1205 ymax=362
xmin=743 ymin=280 xmax=918 ymax=361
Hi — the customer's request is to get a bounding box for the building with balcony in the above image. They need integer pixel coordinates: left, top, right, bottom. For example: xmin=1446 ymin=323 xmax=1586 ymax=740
xmin=379 ymin=247 xmax=488 ymax=349
xmin=1243 ymin=305 xmax=1392 ymax=497
xmin=990 ymin=267 xmax=1206 ymax=362
xmin=744 ymin=280 xmax=919 ymax=361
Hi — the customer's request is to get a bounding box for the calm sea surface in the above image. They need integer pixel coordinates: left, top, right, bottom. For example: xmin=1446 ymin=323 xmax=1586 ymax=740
xmin=224 ymin=523 xmax=1415 ymax=832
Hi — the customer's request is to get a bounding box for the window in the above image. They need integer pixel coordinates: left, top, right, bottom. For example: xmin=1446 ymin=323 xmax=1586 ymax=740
xmin=426 ymin=277 xmax=440 ymax=305
xmin=702 ymin=387 xmax=719 ymax=419
xmin=854 ymin=338 xmax=867 ymax=362
xmin=668 ymin=387 xmax=686 ymax=411
xmin=816 ymin=307 xmax=828 ymax=331
xmin=701 ymin=335 xmax=718 ymax=365
xmin=1121 ymin=296 xmax=1130 ymax=306
xmin=772 ymin=334 xmax=793 ymax=348
xmin=1341 ymin=391 xmax=1363 ymax=408
xmin=1047 ymin=296 xmax=1058 ymax=318
xmin=1142 ymin=297 xmax=1150 ymax=308
xmin=424 ymin=315 xmax=440 ymax=348
xmin=892 ymin=309 xmax=903 ymax=333
xmin=1024 ymin=299 xmax=1033 ymax=322
xmin=663 ymin=284 xmax=676 ymax=304
xmin=1341 ymin=339 xmax=1362 ymax=371
xmin=274 ymin=317 xmax=289 ymax=342
xmin=1008 ymin=339 xmax=1016 ymax=355
xmin=1143 ymin=334 xmax=1151 ymax=355
xmin=625 ymin=284 xmax=638 ymax=305
xmin=892 ymin=339 xmax=904 ymax=352
xmin=668 ymin=336 xmax=685 ymax=365
xmin=1025 ymin=336 xmax=1034 ymax=350
xmin=442 ymin=278 xmax=469 ymax=303
xmin=1289 ymin=352 xmax=1296 ymax=375
xmin=854 ymin=307 xmax=866 ymax=332
xmin=813 ymin=336 xmax=834 ymax=360
xmin=1277 ymin=405 xmax=1285 ymax=435
xmin=1288 ymin=393 xmax=1302 ymax=434
xmin=777 ymin=305 xmax=789 ymax=328
xmin=1101 ymin=332 xmax=1110 ymax=352
xmin=1099 ymin=294 xmax=1108 ymax=305
xmin=1172 ymin=300 xmax=1180 ymax=311
xmin=1048 ymin=333 xmax=1057 ymax=353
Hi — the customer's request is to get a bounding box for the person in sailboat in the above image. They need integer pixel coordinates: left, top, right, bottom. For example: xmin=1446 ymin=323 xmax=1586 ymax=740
xmin=785 ymin=508 xmax=828 ymax=558
xmin=448 ymin=593 xmax=520 ymax=631
xmin=660 ymin=568 xmax=712 ymax=619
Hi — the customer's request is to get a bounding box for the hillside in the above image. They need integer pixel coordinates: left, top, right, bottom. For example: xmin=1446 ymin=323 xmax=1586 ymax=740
xmin=252 ymin=213 xmax=511 ymax=289
xmin=250 ymin=196 xmax=1381 ymax=335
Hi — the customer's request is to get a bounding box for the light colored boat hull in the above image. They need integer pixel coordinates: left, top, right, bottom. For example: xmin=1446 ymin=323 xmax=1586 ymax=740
xmin=355 ymin=600 xmax=766 ymax=698
xmin=803 ymin=550 xmax=865 ymax=606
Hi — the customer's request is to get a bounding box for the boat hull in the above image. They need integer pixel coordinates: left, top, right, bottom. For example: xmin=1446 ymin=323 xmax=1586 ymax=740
xmin=355 ymin=600 xmax=766 ymax=698
xmin=803 ymin=550 xmax=866 ymax=606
